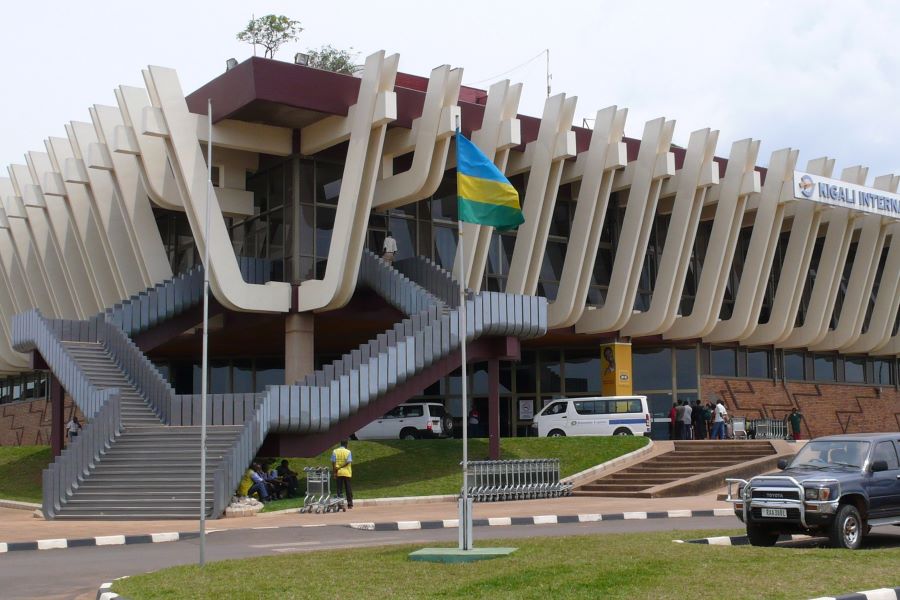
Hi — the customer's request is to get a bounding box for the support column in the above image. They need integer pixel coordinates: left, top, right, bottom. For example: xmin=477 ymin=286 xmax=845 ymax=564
xmin=285 ymin=312 xmax=314 ymax=385
xmin=488 ymin=359 xmax=500 ymax=460
xmin=49 ymin=375 xmax=64 ymax=457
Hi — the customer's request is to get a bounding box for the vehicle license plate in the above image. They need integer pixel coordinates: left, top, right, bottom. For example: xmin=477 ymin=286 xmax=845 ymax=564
xmin=761 ymin=508 xmax=787 ymax=518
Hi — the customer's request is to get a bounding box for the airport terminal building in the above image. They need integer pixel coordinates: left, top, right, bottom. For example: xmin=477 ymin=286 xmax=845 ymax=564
xmin=0 ymin=51 xmax=899 ymax=516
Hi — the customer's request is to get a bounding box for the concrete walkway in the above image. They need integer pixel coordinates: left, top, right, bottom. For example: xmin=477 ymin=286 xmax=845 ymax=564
xmin=0 ymin=491 xmax=732 ymax=544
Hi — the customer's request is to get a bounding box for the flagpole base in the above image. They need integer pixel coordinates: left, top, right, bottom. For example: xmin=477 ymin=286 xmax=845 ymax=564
xmin=408 ymin=547 xmax=518 ymax=563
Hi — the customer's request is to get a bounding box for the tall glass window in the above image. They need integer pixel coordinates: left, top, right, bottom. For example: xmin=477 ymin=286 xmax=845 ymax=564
xmin=564 ymin=350 xmax=601 ymax=394
xmin=633 ymin=347 xmax=672 ymax=391
xmin=844 ymin=357 xmax=865 ymax=383
xmin=675 ymin=347 xmax=697 ymax=388
xmin=784 ymin=352 xmax=805 ymax=380
xmin=813 ymin=355 xmax=836 ymax=382
xmin=710 ymin=347 xmax=737 ymax=377
xmin=747 ymin=349 xmax=771 ymax=379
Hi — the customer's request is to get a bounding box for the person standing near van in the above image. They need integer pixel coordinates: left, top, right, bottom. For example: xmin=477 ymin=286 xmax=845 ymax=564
xmin=674 ymin=401 xmax=686 ymax=440
xmin=681 ymin=401 xmax=693 ymax=440
xmin=711 ymin=400 xmax=729 ymax=440
xmin=331 ymin=440 xmax=353 ymax=509
xmin=691 ymin=400 xmax=707 ymax=440
xmin=669 ymin=402 xmax=678 ymax=440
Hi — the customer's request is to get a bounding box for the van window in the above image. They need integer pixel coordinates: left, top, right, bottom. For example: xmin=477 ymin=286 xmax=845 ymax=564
xmin=428 ymin=404 xmax=446 ymax=418
xmin=384 ymin=406 xmax=403 ymax=419
xmin=403 ymin=405 xmax=424 ymax=418
xmin=573 ymin=401 xmax=597 ymax=415
xmin=611 ymin=399 xmax=642 ymax=413
xmin=543 ymin=402 xmax=567 ymax=415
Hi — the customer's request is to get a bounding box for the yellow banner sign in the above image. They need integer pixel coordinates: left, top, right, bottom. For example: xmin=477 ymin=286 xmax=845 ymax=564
xmin=601 ymin=342 xmax=633 ymax=396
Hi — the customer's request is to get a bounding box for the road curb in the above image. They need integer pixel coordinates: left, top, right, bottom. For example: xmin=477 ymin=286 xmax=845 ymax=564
xmin=349 ymin=507 xmax=735 ymax=531
xmin=0 ymin=530 xmax=201 ymax=554
xmin=810 ymin=587 xmax=900 ymax=600
xmin=0 ymin=499 xmax=41 ymax=512
xmin=96 ymin=576 xmax=129 ymax=599
xmin=672 ymin=533 xmax=810 ymax=545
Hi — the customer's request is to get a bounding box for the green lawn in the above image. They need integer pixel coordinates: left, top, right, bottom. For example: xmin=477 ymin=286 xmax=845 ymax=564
xmin=112 ymin=528 xmax=900 ymax=599
xmin=0 ymin=445 xmax=49 ymax=503
xmin=0 ymin=437 xmax=647 ymax=508
xmin=259 ymin=436 xmax=647 ymax=512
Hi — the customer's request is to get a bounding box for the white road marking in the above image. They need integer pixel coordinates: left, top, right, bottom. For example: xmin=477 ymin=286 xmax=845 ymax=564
xmin=150 ymin=532 xmax=179 ymax=543
xmin=250 ymin=541 xmax=321 ymax=549
xmin=532 ymin=515 xmax=557 ymax=525
xmin=488 ymin=517 xmax=511 ymax=526
xmin=37 ymin=538 xmax=67 ymax=550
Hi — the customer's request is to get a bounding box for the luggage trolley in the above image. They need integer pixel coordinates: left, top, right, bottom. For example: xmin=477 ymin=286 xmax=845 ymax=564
xmin=299 ymin=466 xmax=347 ymax=513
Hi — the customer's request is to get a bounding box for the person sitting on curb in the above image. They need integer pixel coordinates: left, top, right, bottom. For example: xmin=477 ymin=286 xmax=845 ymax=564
xmin=276 ymin=459 xmax=300 ymax=498
xmin=248 ymin=463 xmax=270 ymax=503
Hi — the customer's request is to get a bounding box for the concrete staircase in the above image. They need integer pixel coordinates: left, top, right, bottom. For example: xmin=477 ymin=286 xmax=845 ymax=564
xmin=53 ymin=340 xmax=244 ymax=519
xmin=55 ymin=425 xmax=242 ymax=519
xmin=575 ymin=441 xmax=777 ymax=498
xmin=61 ymin=341 xmax=158 ymax=427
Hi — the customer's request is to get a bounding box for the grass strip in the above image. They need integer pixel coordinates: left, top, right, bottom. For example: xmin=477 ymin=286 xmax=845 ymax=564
xmin=0 ymin=445 xmax=49 ymax=503
xmin=112 ymin=528 xmax=900 ymax=599
xmin=260 ymin=436 xmax=647 ymax=512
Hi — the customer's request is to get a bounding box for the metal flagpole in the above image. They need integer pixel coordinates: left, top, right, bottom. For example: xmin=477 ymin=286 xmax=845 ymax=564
xmin=458 ymin=221 xmax=471 ymax=551
xmin=199 ymin=99 xmax=213 ymax=566
xmin=456 ymin=117 xmax=472 ymax=551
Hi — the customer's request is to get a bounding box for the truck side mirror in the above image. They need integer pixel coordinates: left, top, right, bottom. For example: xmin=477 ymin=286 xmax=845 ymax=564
xmin=777 ymin=458 xmax=788 ymax=470
xmin=870 ymin=460 xmax=889 ymax=473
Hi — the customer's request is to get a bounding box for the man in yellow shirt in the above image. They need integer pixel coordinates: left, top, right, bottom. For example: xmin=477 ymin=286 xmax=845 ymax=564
xmin=331 ymin=440 xmax=354 ymax=509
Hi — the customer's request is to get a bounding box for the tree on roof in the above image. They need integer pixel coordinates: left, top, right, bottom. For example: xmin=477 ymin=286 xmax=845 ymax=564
xmin=305 ymin=45 xmax=360 ymax=75
xmin=236 ymin=15 xmax=303 ymax=59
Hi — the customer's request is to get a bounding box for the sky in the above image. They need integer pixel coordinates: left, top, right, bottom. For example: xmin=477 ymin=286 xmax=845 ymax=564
xmin=2 ymin=0 xmax=899 ymax=179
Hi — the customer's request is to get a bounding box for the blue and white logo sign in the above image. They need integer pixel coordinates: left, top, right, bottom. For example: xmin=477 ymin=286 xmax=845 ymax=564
xmin=798 ymin=174 xmax=815 ymax=198
xmin=792 ymin=171 xmax=900 ymax=221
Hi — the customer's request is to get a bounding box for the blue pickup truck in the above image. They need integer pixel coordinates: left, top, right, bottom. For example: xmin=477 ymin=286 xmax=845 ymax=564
xmin=727 ymin=433 xmax=900 ymax=549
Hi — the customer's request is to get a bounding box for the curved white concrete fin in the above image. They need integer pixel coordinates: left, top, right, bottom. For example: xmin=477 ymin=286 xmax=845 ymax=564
xmin=144 ymin=65 xmax=291 ymax=313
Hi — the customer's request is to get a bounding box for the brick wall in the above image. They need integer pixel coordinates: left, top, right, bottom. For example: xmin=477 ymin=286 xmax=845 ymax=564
xmin=0 ymin=396 xmax=84 ymax=446
xmin=702 ymin=377 xmax=900 ymax=439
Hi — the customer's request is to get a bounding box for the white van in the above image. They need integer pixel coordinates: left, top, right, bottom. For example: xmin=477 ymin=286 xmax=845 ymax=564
xmin=531 ymin=396 xmax=651 ymax=437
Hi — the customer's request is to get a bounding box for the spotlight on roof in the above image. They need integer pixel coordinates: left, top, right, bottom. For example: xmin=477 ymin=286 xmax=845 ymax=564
xmin=294 ymin=52 xmax=310 ymax=66
xmin=225 ymin=58 xmax=238 ymax=71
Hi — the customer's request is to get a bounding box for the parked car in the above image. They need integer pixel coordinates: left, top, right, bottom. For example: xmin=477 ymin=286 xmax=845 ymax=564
xmin=531 ymin=396 xmax=651 ymax=437
xmin=354 ymin=402 xmax=453 ymax=440
xmin=726 ymin=433 xmax=900 ymax=549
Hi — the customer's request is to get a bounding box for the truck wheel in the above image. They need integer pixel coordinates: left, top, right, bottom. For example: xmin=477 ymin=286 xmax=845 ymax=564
xmin=548 ymin=429 xmax=566 ymax=437
xmin=613 ymin=428 xmax=633 ymax=436
xmin=746 ymin=522 xmax=779 ymax=547
xmin=829 ymin=504 xmax=864 ymax=549
xmin=400 ymin=428 xmax=419 ymax=440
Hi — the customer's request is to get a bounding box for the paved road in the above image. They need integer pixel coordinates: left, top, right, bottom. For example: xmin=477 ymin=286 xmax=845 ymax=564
xmin=2 ymin=517 xmax=898 ymax=599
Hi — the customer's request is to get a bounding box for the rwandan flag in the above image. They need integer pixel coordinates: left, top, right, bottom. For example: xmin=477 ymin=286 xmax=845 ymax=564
xmin=456 ymin=132 xmax=524 ymax=231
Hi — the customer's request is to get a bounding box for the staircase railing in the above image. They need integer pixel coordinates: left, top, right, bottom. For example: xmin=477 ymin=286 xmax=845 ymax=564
xmin=105 ymin=257 xmax=270 ymax=337
xmin=94 ymin=316 xmax=175 ymax=424
xmin=11 ymin=311 xmax=112 ymax=419
xmin=393 ymin=254 xmax=460 ymax=308
xmin=42 ymin=391 xmax=121 ymax=519
xmin=211 ymin=399 xmax=267 ymax=517
xmin=359 ymin=250 xmax=445 ymax=315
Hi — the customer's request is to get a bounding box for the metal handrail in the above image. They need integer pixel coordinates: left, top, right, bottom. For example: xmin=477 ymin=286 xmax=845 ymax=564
xmin=42 ymin=392 xmax=121 ymax=519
